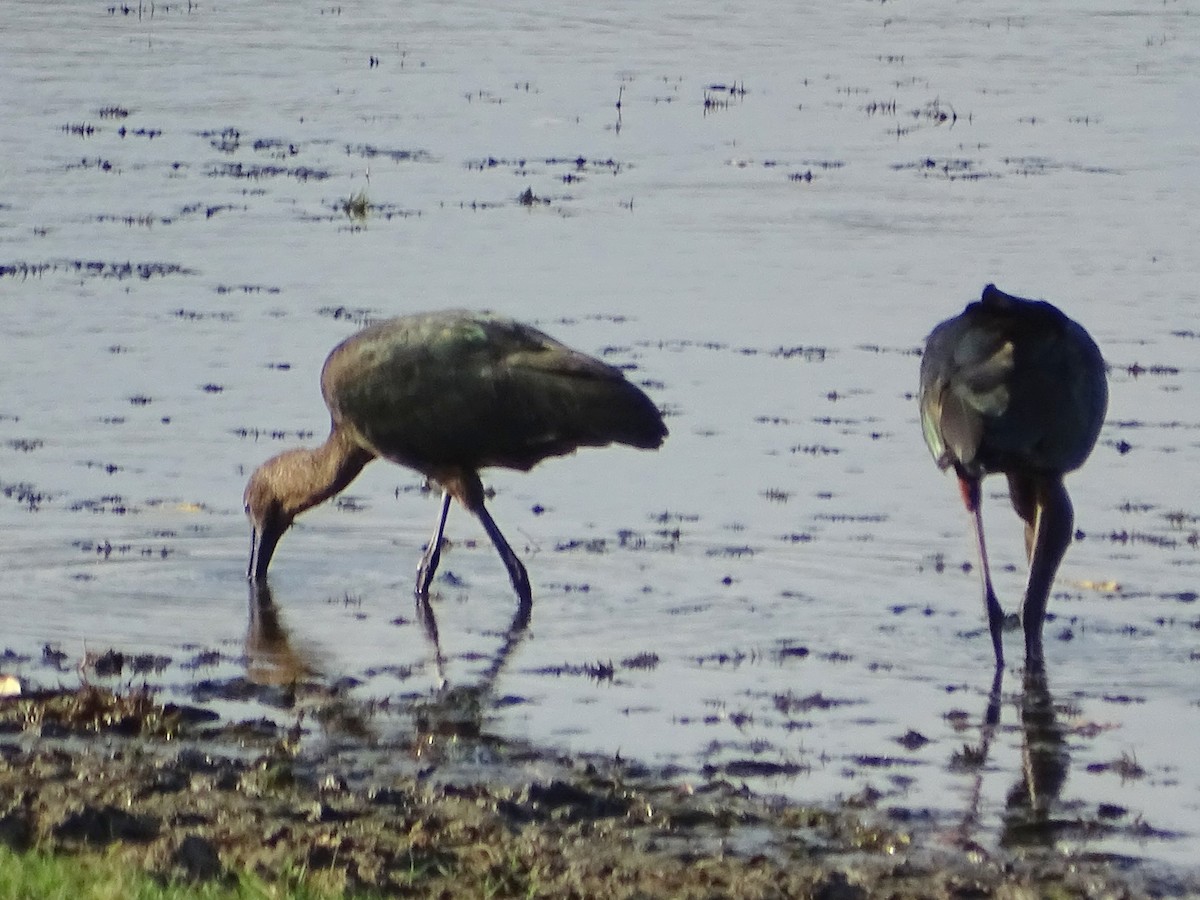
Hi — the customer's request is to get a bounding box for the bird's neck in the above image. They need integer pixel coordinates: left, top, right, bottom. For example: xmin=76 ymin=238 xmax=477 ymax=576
xmin=274 ymin=428 xmax=373 ymax=518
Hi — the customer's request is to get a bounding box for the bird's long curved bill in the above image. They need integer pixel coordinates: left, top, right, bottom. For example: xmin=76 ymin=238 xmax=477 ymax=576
xmin=247 ymin=526 xmax=282 ymax=583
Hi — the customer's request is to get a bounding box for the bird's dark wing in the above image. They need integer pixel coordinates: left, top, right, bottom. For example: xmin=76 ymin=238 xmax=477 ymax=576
xmin=493 ymin=334 xmax=668 ymax=465
xmin=920 ymin=288 xmax=1107 ymax=477
xmin=987 ymin=313 xmax=1107 ymax=474
xmin=322 ymin=312 xmax=666 ymax=476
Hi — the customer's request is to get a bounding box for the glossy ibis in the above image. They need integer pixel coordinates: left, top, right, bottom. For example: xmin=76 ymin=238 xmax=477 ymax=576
xmin=919 ymin=284 xmax=1107 ymax=666
xmin=245 ymin=311 xmax=668 ymax=604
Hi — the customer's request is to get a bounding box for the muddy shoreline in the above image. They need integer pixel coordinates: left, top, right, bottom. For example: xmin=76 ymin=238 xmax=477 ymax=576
xmin=0 ymin=682 xmax=1192 ymax=898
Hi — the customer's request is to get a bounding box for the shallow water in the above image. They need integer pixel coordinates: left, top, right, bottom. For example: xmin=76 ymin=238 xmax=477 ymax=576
xmin=2 ymin=0 xmax=1199 ymax=874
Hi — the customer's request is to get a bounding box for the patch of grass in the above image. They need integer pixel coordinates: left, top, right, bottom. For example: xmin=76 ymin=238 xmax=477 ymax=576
xmin=0 ymin=845 xmax=358 ymax=899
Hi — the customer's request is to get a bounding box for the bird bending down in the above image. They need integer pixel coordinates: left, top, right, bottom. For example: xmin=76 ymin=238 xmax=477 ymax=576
xmin=919 ymin=284 xmax=1107 ymax=666
xmin=244 ymin=311 xmax=668 ymax=604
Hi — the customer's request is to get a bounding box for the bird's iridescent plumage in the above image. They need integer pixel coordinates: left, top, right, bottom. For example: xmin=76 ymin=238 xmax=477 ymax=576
xmin=920 ymin=284 xmax=1106 ymax=479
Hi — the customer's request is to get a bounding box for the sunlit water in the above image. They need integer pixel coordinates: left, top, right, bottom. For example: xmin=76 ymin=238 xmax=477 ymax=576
xmin=2 ymin=0 xmax=1199 ymax=875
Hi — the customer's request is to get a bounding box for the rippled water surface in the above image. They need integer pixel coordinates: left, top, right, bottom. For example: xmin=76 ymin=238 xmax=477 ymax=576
xmin=3 ymin=0 xmax=1199 ymax=875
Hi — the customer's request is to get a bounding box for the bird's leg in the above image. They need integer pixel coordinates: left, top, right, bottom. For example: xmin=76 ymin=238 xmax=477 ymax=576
xmin=984 ymin=663 xmax=1003 ymax=728
xmin=1017 ymin=475 xmax=1074 ymax=666
xmin=1007 ymin=473 xmax=1038 ymax=564
xmin=415 ymin=489 xmax=453 ymax=598
xmin=457 ymin=473 xmax=533 ymax=609
xmin=476 ymin=502 xmax=532 ymax=608
xmin=960 ymin=475 xmax=1005 ymax=668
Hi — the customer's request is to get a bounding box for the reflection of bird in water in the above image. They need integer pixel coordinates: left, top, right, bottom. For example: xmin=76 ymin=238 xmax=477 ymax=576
xmin=244 ymin=583 xmax=383 ymax=741
xmin=919 ymin=285 xmax=1107 ymax=666
xmin=1002 ymin=662 xmax=1069 ymax=847
xmin=411 ymin=591 xmax=530 ymax=742
xmin=951 ymin=661 xmax=1070 ymax=852
xmin=244 ymin=311 xmax=668 ymax=604
xmin=244 ymin=583 xmax=324 ymax=686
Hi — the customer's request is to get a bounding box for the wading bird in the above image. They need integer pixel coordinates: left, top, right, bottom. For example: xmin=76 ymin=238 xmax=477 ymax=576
xmin=919 ymin=284 xmax=1107 ymax=666
xmin=244 ymin=311 xmax=668 ymax=605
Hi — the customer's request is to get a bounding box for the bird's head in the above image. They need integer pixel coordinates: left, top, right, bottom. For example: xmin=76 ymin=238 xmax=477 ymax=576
xmin=243 ymin=455 xmax=298 ymax=583
xmin=241 ymin=436 xmax=372 ymax=584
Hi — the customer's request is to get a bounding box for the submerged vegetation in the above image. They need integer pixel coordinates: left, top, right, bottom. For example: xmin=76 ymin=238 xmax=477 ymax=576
xmin=342 ymin=189 xmax=370 ymax=222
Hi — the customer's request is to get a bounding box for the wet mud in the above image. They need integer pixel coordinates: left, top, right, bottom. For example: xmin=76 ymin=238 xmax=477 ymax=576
xmin=3 ymin=678 xmax=1195 ymax=898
